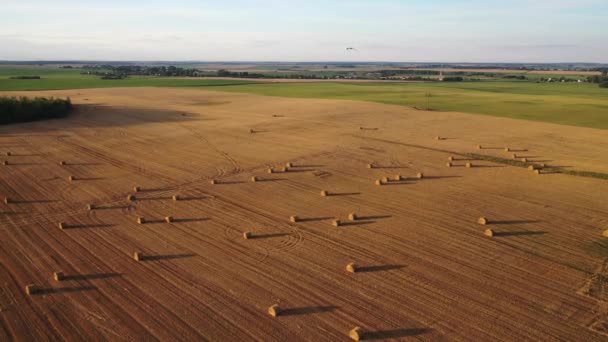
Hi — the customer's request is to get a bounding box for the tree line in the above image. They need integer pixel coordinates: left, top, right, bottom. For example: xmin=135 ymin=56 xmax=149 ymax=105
xmin=0 ymin=96 xmax=72 ymax=125
xmin=588 ymin=70 xmax=608 ymax=88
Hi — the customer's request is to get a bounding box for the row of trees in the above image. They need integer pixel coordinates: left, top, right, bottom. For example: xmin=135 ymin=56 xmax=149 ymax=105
xmin=82 ymin=65 xmax=202 ymax=78
xmin=588 ymin=70 xmax=608 ymax=88
xmin=0 ymin=96 xmax=72 ymax=125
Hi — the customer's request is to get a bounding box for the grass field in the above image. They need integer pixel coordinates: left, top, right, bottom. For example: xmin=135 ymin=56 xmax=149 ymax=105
xmin=206 ymin=82 xmax=608 ymax=129
xmin=2 ymin=67 xmax=607 ymax=129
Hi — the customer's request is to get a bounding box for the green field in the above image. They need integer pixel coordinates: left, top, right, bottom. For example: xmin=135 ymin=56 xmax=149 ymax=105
xmin=1 ymin=67 xmax=607 ymax=129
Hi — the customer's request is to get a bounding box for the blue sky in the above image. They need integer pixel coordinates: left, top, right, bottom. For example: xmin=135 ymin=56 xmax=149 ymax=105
xmin=1 ymin=0 xmax=607 ymax=62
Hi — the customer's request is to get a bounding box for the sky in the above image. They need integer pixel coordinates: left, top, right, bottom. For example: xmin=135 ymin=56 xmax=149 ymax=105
xmin=1 ymin=0 xmax=607 ymax=63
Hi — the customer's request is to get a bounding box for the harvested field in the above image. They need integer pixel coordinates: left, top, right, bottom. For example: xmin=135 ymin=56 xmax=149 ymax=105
xmin=1 ymin=87 xmax=608 ymax=340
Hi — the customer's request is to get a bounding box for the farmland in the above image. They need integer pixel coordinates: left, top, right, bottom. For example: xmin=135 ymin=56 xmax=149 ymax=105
xmin=1 ymin=87 xmax=608 ymax=340
xmin=2 ymin=66 xmax=608 ymax=129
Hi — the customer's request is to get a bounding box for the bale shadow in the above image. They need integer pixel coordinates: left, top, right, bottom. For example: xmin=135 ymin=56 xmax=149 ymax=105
xmin=250 ymin=233 xmax=289 ymax=239
xmin=75 ymin=177 xmax=104 ymax=181
xmin=136 ymin=196 xmax=173 ymax=201
xmin=280 ymin=306 xmax=338 ymax=316
xmin=363 ymin=328 xmax=433 ymax=340
xmin=299 ymin=216 xmax=334 ymax=222
xmin=256 ymin=178 xmax=288 ymax=182
xmin=37 ymin=286 xmax=96 ymax=295
xmin=339 ymin=221 xmax=376 ymax=227
xmin=216 ymin=181 xmax=247 ymax=185
xmin=492 ymin=220 xmax=541 ymax=225
xmin=472 ymin=165 xmax=505 ymax=168
xmin=374 ymin=166 xmax=406 ymax=169
xmin=65 ymin=273 xmax=122 ymax=281
xmin=383 ymin=181 xmax=410 ymax=186
xmin=357 ymin=265 xmax=405 ymax=273
xmin=478 ymin=147 xmax=503 ymax=150
xmin=494 ymin=231 xmax=547 ymax=237
xmin=144 ymin=253 xmax=196 ymax=261
xmin=328 ymin=192 xmax=361 ymax=197
xmin=509 ymin=149 xmax=528 ymax=152
xmin=285 ymin=169 xmax=316 ymax=173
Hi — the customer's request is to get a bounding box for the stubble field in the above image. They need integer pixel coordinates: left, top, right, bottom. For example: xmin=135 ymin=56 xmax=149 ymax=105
xmin=1 ymin=87 xmax=608 ymax=341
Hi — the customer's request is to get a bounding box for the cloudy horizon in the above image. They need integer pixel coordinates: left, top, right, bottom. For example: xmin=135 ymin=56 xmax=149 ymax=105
xmin=1 ymin=0 xmax=607 ymax=63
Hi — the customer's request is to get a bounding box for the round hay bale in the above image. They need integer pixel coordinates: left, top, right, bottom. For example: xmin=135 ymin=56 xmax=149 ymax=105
xmin=210 ymin=179 xmax=217 ymax=185
xmin=137 ymin=217 xmax=145 ymax=225
xmin=346 ymin=262 xmax=357 ymax=273
xmin=58 ymin=222 xmax=66 ymax=230
xmin=534 ymin=169 xmax=541 ymax=175
xmin=320 ymin=190 xmax=329 ymax=197
xmin=280 ymin=167 xmax=288 ymax=172
xmin=504 ymin=147 xmax=510 ymax=152
xmin=86 ymin=204 xmax=95 ymax=211
xmin=349 ymin=327 xmax=364 ymax=341
xmin=394 ymin=175 xmax=401 ymax=181
xmin=417 ymin=172 xmax=424 ymax=179
xmin=25 ymin=284 xmax=37 ymax=296
xmin=484 ymin=228 xmax=494 ymax=237
xmin=332 ymin=219 xmax=341 ymax=227
xmin=528 ymin=165 xmax=536 ymax=171
xmin=466 ymin=162 xmax=473 ymax=168
xmin=3 ymin=197 xmax=9 ymax=204
xmin=477 ymin=145 xmax=482 ymax=149
xmin=268 ymin=304 xmax=281 ymax=317
xmin=381 ymin=176 xmax=389 ymax=183
xmin=478 ymin=217 xmax=488 ymax=225
xmin=446 ymin=162 xmax=452 ymax=168
xmin=251 ymin=176 xmax=258 ymax=183
xmin=286 ymin=162 xmax=293 ymax=168
xmin=602 ymin=230 xmax=608 ymax=238
xmin=133 ymin=252 xmax=142 ymax=262
xmin=127 ymin=194 xmax=135 ymax=201
xmin=68 ymin=175 xmax=75 ymax=182
xmin=172 ymin=195 xmax=180 ymax=201
xmin=512 ymin=153 xmax=518 ymax=159
xmin=367 ymin=164 xmax=374 ymax=169
xmin=539 ymin=163 xmax=546 ymax=168
xmin=290 ymin=215 xmax=299 ymax=223
xmin=267 ymin=168 xmax=274 ymax=174
xmin=53 ymin=271 xmax=65 ymax=282
xmin=448 ymin=156 xmax=454 ymax=161
xmin=348 ymin=213 xmax=357 ymax=221
xmin=165 ymin=216 xmax=174 ymax=223
xmin=59 ymin=161 xmax=66 ymax=166
xmin=2 ymin=160 xmax=7 ymax=166
xmin=5 ymin=152 xmax=11 ymax=156
xmin=243 ymin=232 xmax=252 ymax=240
xmin=375 ymin=179 xmax=382 ymax=186
xmin=521 ymin=158 xmax=528 ymax=163
xmin=436 ymin=136 xmax=442 ymax=141
xmin=133 ymin=186 xmax=141 ymax=192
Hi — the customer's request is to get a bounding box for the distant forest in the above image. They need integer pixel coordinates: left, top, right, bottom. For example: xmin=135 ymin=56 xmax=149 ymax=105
xmin=0 ymin=97 xmax=72 ymax=125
